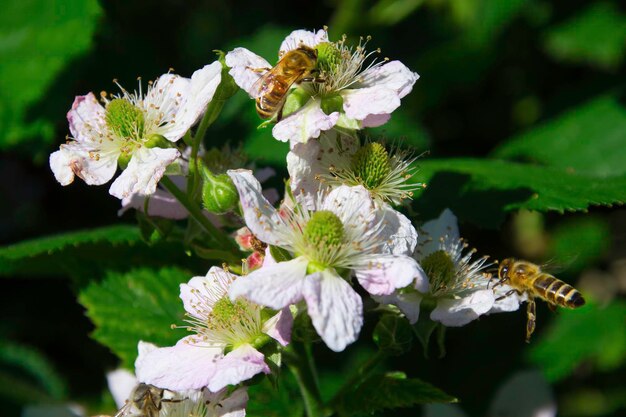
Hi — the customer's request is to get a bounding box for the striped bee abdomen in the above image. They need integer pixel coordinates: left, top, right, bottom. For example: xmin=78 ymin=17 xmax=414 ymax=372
xmin=535 ymin=274 xmax=585 ymax=308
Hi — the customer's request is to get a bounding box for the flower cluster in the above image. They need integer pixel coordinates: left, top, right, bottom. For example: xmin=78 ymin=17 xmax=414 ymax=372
xmin=49 ymin=28 xmax=528 ymax=417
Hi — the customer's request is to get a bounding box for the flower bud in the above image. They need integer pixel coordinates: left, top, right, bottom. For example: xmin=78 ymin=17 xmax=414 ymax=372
xmin=201 ymin=167 xmax=239 ymax=214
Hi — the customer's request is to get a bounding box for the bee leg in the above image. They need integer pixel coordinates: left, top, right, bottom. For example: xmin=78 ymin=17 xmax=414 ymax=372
xmin=300 ymin=76 xmax=326 ymax=83
xmin=495 ymin=289 xmax=519 ymax=301
xmin=525 ymin=298 xmax=537 ymax=343
xmin=246 ymin=66 xmax=272 ymax=73
xmin=547 ymin=303 xmax=557 ymax=313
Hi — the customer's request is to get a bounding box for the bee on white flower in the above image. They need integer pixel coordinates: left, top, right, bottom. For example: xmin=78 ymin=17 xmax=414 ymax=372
xmin=50 ymin=62 xmax=222 ymax=199
xmin=225 ymin=28 xmax=419 ymax=144
xmin=226 ymin=169 xmax=427 ymax=352
xmin=377 ymin=209 xmax=523 ymax=327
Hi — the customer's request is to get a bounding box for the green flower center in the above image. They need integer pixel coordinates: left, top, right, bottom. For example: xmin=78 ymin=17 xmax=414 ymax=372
xmin=303 ymin=210 xmax=345 ymax=247
xmin=316 ymin=42 xmax=341 ymax=74
xmin=208 ymin=297 xmax=248 ymax=330
xmin=105 ymin=98 xmax=145 ymax=139
xmin=421 ymin=250 xmax=456 ymax=290
xmin=351 ymin=143 xmax=391 ymax=189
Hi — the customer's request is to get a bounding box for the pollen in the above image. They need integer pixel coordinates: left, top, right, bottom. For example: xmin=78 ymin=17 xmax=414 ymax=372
xmin=105 ymin=98 xmax=145 ymax=139
xmin=303 ymin=210 xmax=345 ymax=247
xmin=351 ymin=142 xmax=391 ymax=189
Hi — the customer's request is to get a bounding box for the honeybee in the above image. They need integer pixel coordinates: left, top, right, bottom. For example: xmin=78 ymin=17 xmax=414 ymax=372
xmin=251 ymin=45 xmax=319 ymax=120
xmin=112 ymin=383 xmax=180 ymax=417
xmin=493 ymin=258 xmax=585 ymax=342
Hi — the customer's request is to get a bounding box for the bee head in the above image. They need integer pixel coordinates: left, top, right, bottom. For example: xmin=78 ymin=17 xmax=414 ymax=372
xmin=498 ymin=258 xmax=514 ymax=279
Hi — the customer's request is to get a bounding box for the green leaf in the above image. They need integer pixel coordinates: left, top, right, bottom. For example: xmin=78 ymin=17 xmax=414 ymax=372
xmin=338 ymin=372 xmax=456 ymax=416
xmin=0 ymin=0 xmax=102 ymax=150
xmin=493 ymin=96 xmax=626 ymax=177
xmin=246 ymin=371 xmax=303 ymax=417
xmin=373 ymin=314 xmax=413 ymax=355
xmin=79 ymin=267 xmax=190 ymax=368
xmin=0 ymin=225 xmax=200 ymax=281
xmin=412 ymin=158 xmax=626 ymax=227
xmin=549 ymin=217 xmax=611 ymax=273
xmin=544 ymin=2 xmax=626 ymax=70
xmin=0 ymin=340 xmax=67 ymax=403
xmin=528 ymin=301 xmax=626 ymax=382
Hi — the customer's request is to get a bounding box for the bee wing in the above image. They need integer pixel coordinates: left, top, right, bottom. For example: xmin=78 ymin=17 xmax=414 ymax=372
xmin=249 ymin=69 xmax=280 ymax=99
xmin=112 ymin=402 xmax=135 ymax=417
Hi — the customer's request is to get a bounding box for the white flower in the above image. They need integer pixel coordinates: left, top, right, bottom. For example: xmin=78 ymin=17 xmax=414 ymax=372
xmin=135 ymin=267 xmax=292 ymax=392
xmin=50 ymin=62 xmax=222 ymax=199
xmin=226 ymin=169 xmax=427 ymax=352
xmin=225 ymin=29 xmax=419 ymax=144
xmin=287 ymin=130 xmax=422 ymax=208
xmin=377 ymin=209 xmax=523 ymax=326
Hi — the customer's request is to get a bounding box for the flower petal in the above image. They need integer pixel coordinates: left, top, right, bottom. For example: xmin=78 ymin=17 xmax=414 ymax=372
xmin=279 ymin=29 xmax=328 ymax=56
xmin=322 ymin=185 xmax=376 ymax=230
xmin=361 ymin=113 xmax=391 ymax=128
xmin=374 ymin=291 xmax=423 ymax=324
xmin=208 ymin=344 xmax=270 ymax=392
xmin=155 ymin=62 xmax=223 ymax=141
xmin=215 ymin=387 xmax=248 ymax=417
xmin=50 ymin=143 xmax=119 ymax=186
xmin=416 ymin=208 xmax=460 ymax=259
xmin=356 ymin=255 xmax=427 ymax=296
xmin=135 ymin=337 xmax=222 ymax=391
xmin=377 ymin=204 xmax=418 ymax=256
xmin=489 ymin=284 xmax=525 ymax=313
xmin=341 ymin=86 xmax=401 ymax=121
xmin=225 ymin=48 xmax=272 ymax=97
xmin=119 ymin=187 xmax=189 ymax=219
xmin=430 ymin=289 xmax=495 ymax=327
xmin=262 ymin=307 xmax=294 ymax=346
xmin=302 ymin=270 xmax=363 ymax=352
xmin=106 ymin=369 xmax=137 ymax=409
xmin=180 ymin=266 xmax=233 ymax=319
xmin=272 ymin=99 xmax=339 ymax=144
xmin=109 ymin=147 xmax=180 ymax=199
xmin=360 ymin=60 xmax=419 ymax=98
xmin=229 ymin=256 xmax=309 ymax=309
xmin=66 ymin=93 xmax=108 ymax=143
xmin=227 ymin=169 xmax=286 ymax=246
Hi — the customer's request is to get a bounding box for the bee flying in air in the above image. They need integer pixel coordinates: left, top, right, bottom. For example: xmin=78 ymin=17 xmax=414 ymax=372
xmin=250 ymin=45 xmax=321 ymax=120
xmin=492 ymin=258 xmax=585 ymax=343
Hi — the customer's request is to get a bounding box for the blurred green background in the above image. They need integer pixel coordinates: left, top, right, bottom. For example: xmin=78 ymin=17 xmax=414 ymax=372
xmin=1 ymin=0 xmax=626 ymax=416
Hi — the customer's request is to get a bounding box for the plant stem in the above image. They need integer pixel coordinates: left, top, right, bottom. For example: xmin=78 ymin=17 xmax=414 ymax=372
xmin=286 ymin=342 xmax=325 ymax=417
xmin=329 ymin=349 xmax=387 ymax=406
xmin=161 ymin=176 xmax=241 ymax=261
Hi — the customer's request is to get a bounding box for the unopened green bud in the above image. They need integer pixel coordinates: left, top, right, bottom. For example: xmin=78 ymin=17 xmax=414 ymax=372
xmin=201 ymin=168 xmax=238 ymax=214
xmin=351 ymin=142 xmax=391 ymax=189
xmin=105 ymin=98 xmax=145 ymax=138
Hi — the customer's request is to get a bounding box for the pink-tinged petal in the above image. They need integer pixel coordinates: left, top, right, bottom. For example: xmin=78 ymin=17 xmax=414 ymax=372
xmin=109 ymin=147 xmax=180 ymax=199
xmin=119 ymin=188 xmax=189 ymax=219
xmin=416 ymin=208 xmax=460 ymax=259
xmin=322 ymin=185 xmax=376 ymax=232
xmin=361 ymin=113 xmax=391 ymax=128
xmin=225 ymin=48 xmax=272 ymax=97
xmin=234 ymin=227 xmax=255 ymax=250
xmin=279 ymin=29 xmax=328 ymax=56
xmin=360 ymin=60 xmax=420 ymax=98
xmin=216 ymin=387 xmax=248 ymax=417
xmin=208 ymin=344 xmax=269 ymax=392
xmin=227 ymin=169 xmax=285 ymax=246
xmin=254 ymin=166 xmax=276 ymax=183
xmin=303 ymin=270 xmax=363 ymax=352
xmin=106 ymin=369 xmax=137 ymax=409
xmin=374 ymin=291 xmax=423 ymax=324
xmin=430 ymin=289 xmax=495 ymax=327
xmin=287 ymin=139 xmax=322 ymax=210
xmin=272 ymin=100 xmax=339 ymax=143
xmin=50 ymin=143 xmax=119 ymax=186
xmin=377 ymin=204 xmax=418 ymax=256
xmin=356 ymin=255 xmax=427 ymax=296
xmin=180 ymin=266 xmax=233 ymax=318
xmin=135 ymin=337 xmax=223 ymax=391
xmin=342 ymin=87 xmax=401 ymax=121
xmin=66 ymin=93 xmax=108 ymax=143
xmin=263 ymin=307 xmax=293 ymax=346
xmin=229 ymin=256 xmax=308 ymax=309
xmin=156 ymin=62 xmax=223 ymax=142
